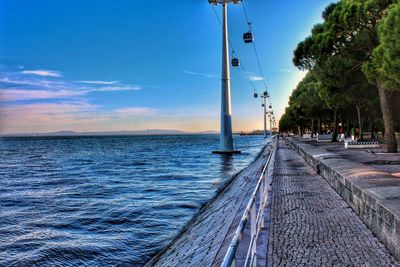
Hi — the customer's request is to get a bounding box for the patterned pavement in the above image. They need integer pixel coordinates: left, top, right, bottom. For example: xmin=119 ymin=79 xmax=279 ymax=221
xmin=267 ymin=140 xmax=399 ymax=266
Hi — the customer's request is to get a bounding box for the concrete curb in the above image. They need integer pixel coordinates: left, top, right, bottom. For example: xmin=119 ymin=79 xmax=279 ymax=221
xmin=286 ymin=137 xmax=400 ymax=261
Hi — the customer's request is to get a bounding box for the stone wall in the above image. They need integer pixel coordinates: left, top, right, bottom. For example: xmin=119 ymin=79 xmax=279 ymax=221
xmin=286 ymin=137 xmax=400 ymax=261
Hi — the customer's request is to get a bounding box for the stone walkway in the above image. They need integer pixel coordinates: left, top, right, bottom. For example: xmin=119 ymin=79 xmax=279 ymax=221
xmin=146 ymin=143 xmax=274 ymax=267
xmin=267 ymin=140 xmax=399 ymax=266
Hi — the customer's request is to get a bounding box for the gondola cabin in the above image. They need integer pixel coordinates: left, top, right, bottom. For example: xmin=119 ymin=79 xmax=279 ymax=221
xmin=243 ymin=32 xmax=254 ymax=43
xmin=231 ymin=58 xmax=240 ymax=67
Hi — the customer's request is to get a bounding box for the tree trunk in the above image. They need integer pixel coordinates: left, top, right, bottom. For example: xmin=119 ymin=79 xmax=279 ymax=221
xmin=370 ymin=116 xmax=375 ymax=139
xmin=297 ymin=125 xmax=301 ymax=137
xmin=346 ymin=119 xmax=349 ymax=137
xmin=332 ymin=108 xmax=338 ymax=142
xmin=317 ymin=118 xmax=321 ymax=134
xmin=311 ymin=118 xmax=314 ymax=138
xmin=377 ymin=82 xmax=397 ymax=153
xmin=356 ymin=104 xmax=363 ymax=141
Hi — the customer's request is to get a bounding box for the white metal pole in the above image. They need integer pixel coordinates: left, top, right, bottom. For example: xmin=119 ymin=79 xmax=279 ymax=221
xmin=270 ymin=114 xmax=272 ymax=133
xmin=220 ymin=3 xmax=234 ymax=151
xmin=263 ymin=98 xmax=267 ymax=138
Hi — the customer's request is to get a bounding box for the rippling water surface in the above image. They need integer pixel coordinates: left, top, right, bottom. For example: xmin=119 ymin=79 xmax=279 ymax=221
xmin=0 ymin=134 xmax=267 ymax=266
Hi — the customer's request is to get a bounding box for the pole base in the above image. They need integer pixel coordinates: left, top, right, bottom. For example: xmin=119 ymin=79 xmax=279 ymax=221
xmin=212 ymin=150 xmax=241 ymax=154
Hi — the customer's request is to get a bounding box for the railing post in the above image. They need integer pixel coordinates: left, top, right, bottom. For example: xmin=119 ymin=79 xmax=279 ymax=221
xmin=250 ymin=203 xmax=257 ymax=266
xmin=220 ymin=138 xmax=277 ymax=267
xmin=260 ymin=179 xmax=265 ymax=229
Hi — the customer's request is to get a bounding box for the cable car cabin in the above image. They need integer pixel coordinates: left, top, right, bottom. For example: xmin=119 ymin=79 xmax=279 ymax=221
xmin=231 ymin=58 xmax=240 ymax=67
xmin=253 ymin=93 xmax=258 ymax=98
xmin=243 ymin=32 xmax=254 ymax=43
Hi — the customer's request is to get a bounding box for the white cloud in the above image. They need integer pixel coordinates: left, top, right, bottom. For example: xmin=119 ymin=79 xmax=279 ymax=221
xmin=0 ymin=102 xmax=158 ymax=134
xmin=0 ymin=85 xmax=142 ymax=101
xmin=91 ymin=86 xmax=141 ymax=92
xmin=0 ymin=89 xmax=86 ymax=101
xmin=249 ymin=75 xmax=265 ymax=81
xmin=76 ymin=80 xmax=119 ymax=85
xmin=21 ymin=70 xmax=62 ymax=77
xmin=0 ymin=70 xmax=142 ymax=102
xmin=184 ymin=70 xmax=218 ymax=78
xmin=0 ymin=77 xmax=64 ymax=87
xmin=0 ymin=102 xmax=101 ymax=133
xmin=114 ymin=107 xmax=157 ymax=117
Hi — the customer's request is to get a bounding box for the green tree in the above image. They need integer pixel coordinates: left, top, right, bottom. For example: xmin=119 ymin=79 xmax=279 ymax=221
xmin=279 ymin=73 xmax=327 ymax=136
xmin=362 ymin=1 xmax=400 ymax=152
xmin=379 ymin=1 xmax=400 ymax=84
xmin=293 ymin=0 xmax=397 ymax=150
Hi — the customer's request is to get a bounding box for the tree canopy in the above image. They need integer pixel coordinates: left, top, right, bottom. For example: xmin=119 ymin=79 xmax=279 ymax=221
xmin=281 ymin=0 xmax=399 ymax=152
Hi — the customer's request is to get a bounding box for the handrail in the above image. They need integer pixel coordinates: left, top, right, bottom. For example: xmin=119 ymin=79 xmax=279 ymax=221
xmin=221 ymin=136 xmax=277 ymax=267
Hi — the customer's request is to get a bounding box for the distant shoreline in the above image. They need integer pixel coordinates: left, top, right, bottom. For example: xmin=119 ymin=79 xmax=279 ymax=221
xmin=0 ymin=130 xmax=216 ymax=137
xmin=0 ymin=130 xmax=262 ymax=137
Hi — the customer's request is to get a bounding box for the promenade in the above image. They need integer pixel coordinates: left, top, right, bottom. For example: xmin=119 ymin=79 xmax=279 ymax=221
xmin=148 ymin=139 xmax=399 ymax=266
xmin=268 ymin=140 xmax=398 ymax=266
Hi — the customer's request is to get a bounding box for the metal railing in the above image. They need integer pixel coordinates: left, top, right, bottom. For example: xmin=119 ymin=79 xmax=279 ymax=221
xmin=221 ymin=137 xmax=277 ymax=267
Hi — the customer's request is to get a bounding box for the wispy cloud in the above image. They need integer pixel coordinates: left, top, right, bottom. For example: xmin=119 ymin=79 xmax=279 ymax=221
xmin=76 ymin=80 xmax=119 ymax=85
xmin=0 ymin=102 xmax=101 ymax=132
xmin=184 ymin=70 xmax=218 ymax=78
xmin=22 ymin=69 xmax=62 ymax=77
xmin=249 ymin=75 xmax=265 ymax=81
xmin=0 ymin=68 xmax=142 ymax=102
xmin=92 ymin=86 xmax=141 ymax=92
xmin=0 ymin=86 xmax=142 ymax=102
xmin=0 ymin=102 xmax=157 ymax=134
xmin=0 ymin=65 xmax=151 ymax=133
xmin=114 ymin=107 xmax=156 ymax=117
xmin=0 ymin=77 xmax=67 ymax=87
xmin=0 ymin=89 xmax=86 ymax=101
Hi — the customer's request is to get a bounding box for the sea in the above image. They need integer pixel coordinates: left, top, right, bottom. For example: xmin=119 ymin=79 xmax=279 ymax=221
xmin=0 ymin=134 xmax=267 ymax=266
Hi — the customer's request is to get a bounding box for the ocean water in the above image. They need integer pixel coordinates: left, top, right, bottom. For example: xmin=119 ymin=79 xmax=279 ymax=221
xmin=0 ymin=134 xmax=267 ymax=266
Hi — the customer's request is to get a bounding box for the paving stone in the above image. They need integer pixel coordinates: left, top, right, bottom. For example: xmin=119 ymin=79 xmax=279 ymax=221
xmin=266 ymin=140 xmax=399 ymax=266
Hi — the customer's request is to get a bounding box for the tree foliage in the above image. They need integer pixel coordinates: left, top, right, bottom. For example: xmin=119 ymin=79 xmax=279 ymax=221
xmin=282 ymin=0 xmax=398 ymax=151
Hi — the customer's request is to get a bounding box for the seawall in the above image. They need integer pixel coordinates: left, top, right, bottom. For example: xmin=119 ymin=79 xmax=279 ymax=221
xmin=146 ymin=141 xmax=274 ymax=266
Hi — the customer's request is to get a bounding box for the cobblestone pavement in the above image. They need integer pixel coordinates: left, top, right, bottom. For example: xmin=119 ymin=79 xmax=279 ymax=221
xmin=267 ymin=140 xmax=399 ymax=266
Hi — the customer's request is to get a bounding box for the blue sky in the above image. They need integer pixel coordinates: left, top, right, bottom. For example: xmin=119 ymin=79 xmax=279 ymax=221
xmin=0 ymin=0 xmax=333 ymax=134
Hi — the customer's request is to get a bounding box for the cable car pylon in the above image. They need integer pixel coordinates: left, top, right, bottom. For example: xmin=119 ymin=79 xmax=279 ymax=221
xmin=210 ymin=0 xmax=241 ymax=154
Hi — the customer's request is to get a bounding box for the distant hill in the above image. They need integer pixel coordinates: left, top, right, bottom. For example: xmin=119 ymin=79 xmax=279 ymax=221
xmin=1 ymin=129 xmax=219 ymax=137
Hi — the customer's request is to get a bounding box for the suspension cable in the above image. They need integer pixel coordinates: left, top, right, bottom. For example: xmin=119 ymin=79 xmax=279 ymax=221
xmin=241 ymin=0 xmax=268 ymax=91
xmin=211 ymin=5 xmax=259 ymax=95
xmin=241 ymin=0 xmax=275 ymax=121
xmin=211 ymin=2 xmax=276 ymax=129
